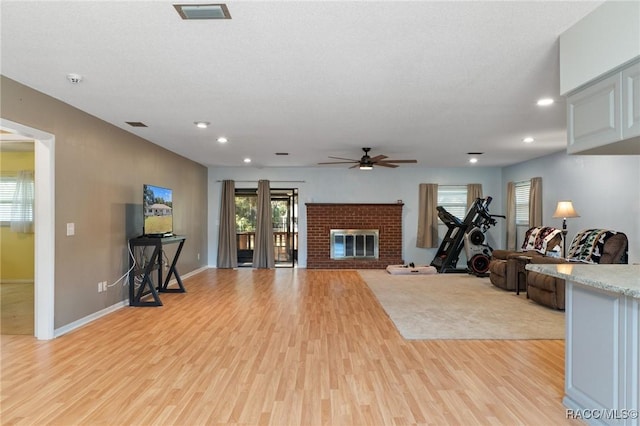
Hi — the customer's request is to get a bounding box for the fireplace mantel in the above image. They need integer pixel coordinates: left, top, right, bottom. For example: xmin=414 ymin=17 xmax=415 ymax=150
xmin=306 ymin=203 xmax=404 ymax=269
xmin=305 ymin=203 xmax=404 ymax=207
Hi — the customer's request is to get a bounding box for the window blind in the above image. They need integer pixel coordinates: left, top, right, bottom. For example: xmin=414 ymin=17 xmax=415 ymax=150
xmin=515 ymin=180 xmax=531 ymax=226
xmin=0 ymin=176 xmax=17 ymax=223
xmin=438 ymin=185 xmax=468 ymax=221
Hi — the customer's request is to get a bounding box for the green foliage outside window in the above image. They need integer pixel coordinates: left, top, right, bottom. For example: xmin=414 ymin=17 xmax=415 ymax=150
xmin=235 ymin=195 xmax=290 ymax=232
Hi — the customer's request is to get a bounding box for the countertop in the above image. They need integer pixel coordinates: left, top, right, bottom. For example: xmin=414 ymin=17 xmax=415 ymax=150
xmin=526 ymin=264 xmax=640 ymax=298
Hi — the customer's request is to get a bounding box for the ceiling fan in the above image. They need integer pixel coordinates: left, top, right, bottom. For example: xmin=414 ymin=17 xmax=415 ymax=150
xmin=318 ymin=147 xmax=418 ymax=170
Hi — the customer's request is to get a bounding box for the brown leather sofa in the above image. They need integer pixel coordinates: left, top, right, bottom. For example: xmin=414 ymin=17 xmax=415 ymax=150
xmin=488 ymin=226 xmax=562 ymax=291
xmin=527 ymin=230 xmax=628 ymax=310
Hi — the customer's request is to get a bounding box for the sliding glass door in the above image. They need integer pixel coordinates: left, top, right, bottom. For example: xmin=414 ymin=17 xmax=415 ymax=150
xmin=235 ymin=187 xmax=298 ymax=267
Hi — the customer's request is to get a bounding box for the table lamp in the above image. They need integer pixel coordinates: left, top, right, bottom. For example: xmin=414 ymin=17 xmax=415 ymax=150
xmin=552 ymin=200 xmax=580 ymax=257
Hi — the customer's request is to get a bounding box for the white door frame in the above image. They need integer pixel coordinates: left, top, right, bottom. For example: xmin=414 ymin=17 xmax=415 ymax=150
xmin=1 ymin=118 xmax=55 ymax=340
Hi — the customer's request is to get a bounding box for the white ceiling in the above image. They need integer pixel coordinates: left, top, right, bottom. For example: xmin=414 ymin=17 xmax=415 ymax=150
xmin=0 ymin=1 xmax=603 ymax=168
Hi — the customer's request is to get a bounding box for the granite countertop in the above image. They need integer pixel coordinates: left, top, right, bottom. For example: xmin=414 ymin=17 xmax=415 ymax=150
xmin=526 ymin=264 xmax=640 ymax=298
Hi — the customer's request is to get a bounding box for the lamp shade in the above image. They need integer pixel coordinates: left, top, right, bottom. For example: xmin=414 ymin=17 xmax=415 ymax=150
xmin=552 ymin=201 xmax=580 ymax=219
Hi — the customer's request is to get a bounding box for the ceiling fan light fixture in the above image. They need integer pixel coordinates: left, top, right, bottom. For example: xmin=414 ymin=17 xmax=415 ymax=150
xmin=359 ymin=164 xmax=373 ymax=170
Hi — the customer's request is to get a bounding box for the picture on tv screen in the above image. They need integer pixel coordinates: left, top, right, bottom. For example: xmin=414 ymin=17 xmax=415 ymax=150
xmin=143 ymin=184 xmax=173 ymax=236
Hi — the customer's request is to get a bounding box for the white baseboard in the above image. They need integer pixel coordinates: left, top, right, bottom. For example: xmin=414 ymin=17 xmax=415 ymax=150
xmin=54 ymin=266 xmax=210 ymax=338
xmin=55 ymin=300 xmax=128 ymax=338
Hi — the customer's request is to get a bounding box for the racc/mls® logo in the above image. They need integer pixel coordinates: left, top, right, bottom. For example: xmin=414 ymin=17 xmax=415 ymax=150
xmin=566 ymin=409 xmax=639 ymax=421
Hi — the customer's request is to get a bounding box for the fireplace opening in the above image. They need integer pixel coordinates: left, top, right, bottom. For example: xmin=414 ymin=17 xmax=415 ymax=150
xmin=330 ymin=229 xmax=379 ymax=260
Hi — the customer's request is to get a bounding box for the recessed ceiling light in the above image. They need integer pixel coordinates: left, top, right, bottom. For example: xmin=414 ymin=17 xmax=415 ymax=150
xmin=469 ymin=158 xmax=478 ymax=164
xmin=174 ymin=4 xmax=231 ymax=20
xmin=194 ymin=121 xmax=209 ymax=129
xmin=537 ymin=98 xmax=554 ymax=106
xmin=243 ymin=158 xmax=251 ymax=163
xmin=217 ymin=137 xmax=228 ymax=143
xmin=523 ymin=137 xmax=535 ymax=143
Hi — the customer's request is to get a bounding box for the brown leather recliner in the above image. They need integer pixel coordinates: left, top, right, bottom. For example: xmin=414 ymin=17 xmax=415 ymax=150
xmin=527 ymin=230 xmax=628 ymax=310
xmin=488 ymin=226 xmax=562 ymax=291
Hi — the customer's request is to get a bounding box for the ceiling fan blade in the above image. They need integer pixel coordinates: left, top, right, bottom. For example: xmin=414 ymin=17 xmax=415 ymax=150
xmin=375 ymin=162 xmax=398 ymax=168
xmin=369 ymin=155 xmax=388 ymax=162
xmin=328 ymin=156 xmax=359 ymax=161
xmin=318 ymin=161 xmax=359 ymax=165
xmin=349 ymin=164 xmax=360 ymax=169
xmin=379 ymin=159 xmax=418 ymax=164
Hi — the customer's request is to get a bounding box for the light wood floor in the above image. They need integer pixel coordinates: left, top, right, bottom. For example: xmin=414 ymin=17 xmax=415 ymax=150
xmin=0 ymin=282 xmax=34 ymax=335
xmin=1 ymin=269 xmax=578 ymax=425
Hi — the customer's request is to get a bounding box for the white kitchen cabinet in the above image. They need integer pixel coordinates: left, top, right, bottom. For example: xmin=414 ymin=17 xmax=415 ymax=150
xmin=567 ymin=60 xmax=640 ymax=155
xmin=622 ymin=63 xmax=640 ymax=140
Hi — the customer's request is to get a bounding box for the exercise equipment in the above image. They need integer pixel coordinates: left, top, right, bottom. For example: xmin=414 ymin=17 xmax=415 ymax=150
xmin=430 ymin=196 xmax=504 ymax=274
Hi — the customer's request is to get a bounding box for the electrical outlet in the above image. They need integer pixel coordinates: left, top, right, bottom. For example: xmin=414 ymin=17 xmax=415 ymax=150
xmin=102 ymin=281 xmax=108 ymax=292
xmin=197 ymin=253 xmax=200 ymax=261
xmin=98 ymin=282 xmax=103 ymax=293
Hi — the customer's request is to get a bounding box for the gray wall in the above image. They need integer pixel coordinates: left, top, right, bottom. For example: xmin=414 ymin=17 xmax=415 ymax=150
xmin=502 ymin=151 xmax=640 ymax=263
xmin=1 ymin=76 xmax=209 ymax=328
xmin=207 ymin=166 xmax=503 ymax=267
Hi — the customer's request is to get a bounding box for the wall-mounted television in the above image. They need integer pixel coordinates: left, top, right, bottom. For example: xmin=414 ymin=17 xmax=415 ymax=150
xmin=143 ymin=184 xmax=173 ymax=237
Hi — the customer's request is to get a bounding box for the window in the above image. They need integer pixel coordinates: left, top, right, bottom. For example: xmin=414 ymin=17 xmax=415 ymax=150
xmin=0 ymin=174 xmax=34 ymax=225
xmin=515 ymin=180 xmax=531 ymax=226
xmin=0 ymin=176 xmax=17 ymax=224
xmin=437 ymin=185 xmax=468 ymax=221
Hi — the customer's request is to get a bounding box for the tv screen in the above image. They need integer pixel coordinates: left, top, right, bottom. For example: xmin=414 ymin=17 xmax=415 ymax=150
xmin=143 ymin=184 xmax=173 ymax=237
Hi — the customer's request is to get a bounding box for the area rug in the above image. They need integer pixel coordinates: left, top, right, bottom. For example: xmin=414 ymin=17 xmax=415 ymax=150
xmin=359 ymin=270 xmax=564 ymax=340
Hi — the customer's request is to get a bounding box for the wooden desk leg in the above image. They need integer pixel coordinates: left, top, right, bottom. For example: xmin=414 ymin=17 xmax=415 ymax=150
xmin=131 ymin=245 xmax=163 ymax=307
xmin=160 ymin=240 xmax=186 ymax=293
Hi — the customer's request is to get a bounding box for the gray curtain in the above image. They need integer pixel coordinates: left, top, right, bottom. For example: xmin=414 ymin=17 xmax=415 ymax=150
xmin=253 ymin=180 xmax=275 ymax=268
xmin=506 ymin=181 xmax=517 ymax=250
xmin=529 ymin=177 xmax=542 ymax=227
xmin=416 ymin=183 xmax=439 ymax=248
xmin=466 ymin=183 xmax=483 ymax=206
xmin=217 ymin=180 xmax=237 ymax=268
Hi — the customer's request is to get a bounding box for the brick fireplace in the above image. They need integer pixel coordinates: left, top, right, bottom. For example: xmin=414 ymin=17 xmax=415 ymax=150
xmin=306 ymin=203 xmax=404 ymax=269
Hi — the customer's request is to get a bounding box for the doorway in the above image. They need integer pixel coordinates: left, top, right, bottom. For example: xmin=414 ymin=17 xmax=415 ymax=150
xmin=1 ymin=119 xmax=55 ymax=340
xmin=0 ymin=137 xmax=34 ymax=334
xmin=235 ymin=187 xmax=298 ymax=267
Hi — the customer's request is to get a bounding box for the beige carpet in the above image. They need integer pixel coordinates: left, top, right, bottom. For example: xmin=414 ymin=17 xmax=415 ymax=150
xmin=359 ymin=270 xmax=564 ymax=340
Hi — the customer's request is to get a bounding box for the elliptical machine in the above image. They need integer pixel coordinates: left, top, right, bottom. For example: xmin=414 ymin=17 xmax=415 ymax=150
xmin=430 ymin=196 xmax=504 ymax=275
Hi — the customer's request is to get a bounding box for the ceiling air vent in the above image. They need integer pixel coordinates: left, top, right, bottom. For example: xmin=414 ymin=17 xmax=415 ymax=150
xmin=173 ymin=4 xmax=231 ymax=20
xmin=126 ymin=121 xmax=148 ymax=127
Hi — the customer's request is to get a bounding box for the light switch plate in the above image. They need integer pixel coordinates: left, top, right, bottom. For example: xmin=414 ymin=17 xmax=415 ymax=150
xmin=66 ymin=223 xmax=75 ymax=236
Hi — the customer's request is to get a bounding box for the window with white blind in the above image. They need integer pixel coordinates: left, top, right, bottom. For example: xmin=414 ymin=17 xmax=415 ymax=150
xmin=438 ymin=185 xmax=468 ymax=222
xmin=0 ymin=175 xmax=34 ymax=225
xmin=515 ymin=180 xmax=531 ymax=226
xmin=0 ymin=176 xmax=17 ymax=224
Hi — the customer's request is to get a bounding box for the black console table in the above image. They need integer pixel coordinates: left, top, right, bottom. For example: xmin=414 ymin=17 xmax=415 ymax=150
xmin=128 ymin=235 xmax=186 ymax=307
